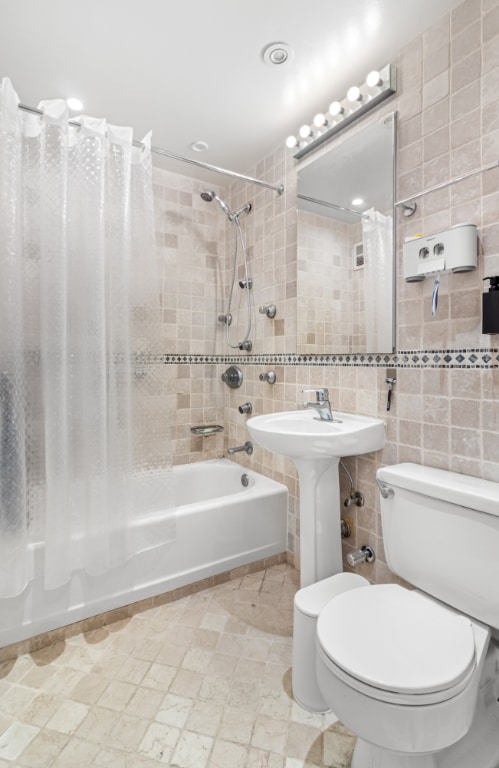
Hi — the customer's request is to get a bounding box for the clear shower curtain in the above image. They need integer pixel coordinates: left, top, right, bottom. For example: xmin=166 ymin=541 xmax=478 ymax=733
xmin=362 ymin=208 xmax=394 ymax=352
xmin=0 ymin=77 xmax=172 ymax=597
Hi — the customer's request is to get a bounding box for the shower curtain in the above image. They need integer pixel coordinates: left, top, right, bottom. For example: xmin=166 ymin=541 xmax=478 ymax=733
xmin=362 ymin=208 xmax=394 ymax=352
xmin=0 ymin=77 xmax=172 ymax=598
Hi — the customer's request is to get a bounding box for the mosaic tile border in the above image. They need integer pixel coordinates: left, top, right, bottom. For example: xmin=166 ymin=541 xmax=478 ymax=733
xmin=150 ymin=349 xmax=499 ymax=369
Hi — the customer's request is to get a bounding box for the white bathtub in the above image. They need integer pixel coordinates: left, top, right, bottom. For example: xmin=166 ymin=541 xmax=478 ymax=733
xmin=0 ymin=459 xmax=288 ymax=648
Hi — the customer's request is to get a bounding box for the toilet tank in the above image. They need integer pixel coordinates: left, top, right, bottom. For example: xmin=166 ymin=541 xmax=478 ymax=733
xmin=377 ymin=463 xmax=499 ymax=630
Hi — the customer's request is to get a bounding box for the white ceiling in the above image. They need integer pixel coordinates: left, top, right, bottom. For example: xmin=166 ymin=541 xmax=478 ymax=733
xmin=0 ymin=0 xmax=463 ymax=183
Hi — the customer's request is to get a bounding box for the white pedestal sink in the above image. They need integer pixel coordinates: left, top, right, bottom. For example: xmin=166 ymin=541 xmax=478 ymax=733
xmin=246 ymin=410 xmax=385 ymax=587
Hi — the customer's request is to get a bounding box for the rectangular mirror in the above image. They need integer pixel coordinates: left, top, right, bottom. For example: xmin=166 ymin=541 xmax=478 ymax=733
xmin=296 ymin=112 xmax=396 ymax=354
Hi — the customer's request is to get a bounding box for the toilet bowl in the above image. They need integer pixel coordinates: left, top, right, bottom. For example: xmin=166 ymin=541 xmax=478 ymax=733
xmin=316 ymin=583 xmax=490 ymax=754
xmin=292 ymin=463 xmax=499 ymax=767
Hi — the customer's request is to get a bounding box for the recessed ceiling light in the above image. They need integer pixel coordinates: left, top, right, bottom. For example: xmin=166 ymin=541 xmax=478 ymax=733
xmin=190 ymin=141 xmax=209 ymax=152
xmin=262 ymin=42 xmax=293 ymax=66
xmin=352 ymin=198 xmax=364 ymax=206
xmin=66 ymin=97 xmax=83 ymax=112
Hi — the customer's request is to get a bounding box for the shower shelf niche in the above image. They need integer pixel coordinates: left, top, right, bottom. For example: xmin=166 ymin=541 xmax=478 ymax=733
xmin=190 ymin=425 xmax=224 ymax=436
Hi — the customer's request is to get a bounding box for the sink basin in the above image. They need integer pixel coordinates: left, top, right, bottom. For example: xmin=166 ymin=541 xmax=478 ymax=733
xmin=247 ymin=409 xmax=385 ymax=588
xmin=246 ymin=409 xmax=385 ymax=460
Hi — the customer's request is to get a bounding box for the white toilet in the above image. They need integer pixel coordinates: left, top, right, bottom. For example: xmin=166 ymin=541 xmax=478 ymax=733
xmin=293 ymin=462 xmax=499 ymax=768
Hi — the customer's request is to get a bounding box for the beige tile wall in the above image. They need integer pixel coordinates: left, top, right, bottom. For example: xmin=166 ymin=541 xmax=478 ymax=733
xmin=297 ymin=211 xmax=364 ymax=353
xmin=152 ymin=0 xmax=499 ymax=584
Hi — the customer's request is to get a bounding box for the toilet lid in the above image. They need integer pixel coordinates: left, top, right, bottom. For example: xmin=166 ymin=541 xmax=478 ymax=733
xmin=317 ymin=584 xmax=476 ymax=695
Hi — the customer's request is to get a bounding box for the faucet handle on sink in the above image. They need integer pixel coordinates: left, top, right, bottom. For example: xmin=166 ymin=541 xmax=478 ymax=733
xmin=303 ymin=388 xmax=329 ymax=402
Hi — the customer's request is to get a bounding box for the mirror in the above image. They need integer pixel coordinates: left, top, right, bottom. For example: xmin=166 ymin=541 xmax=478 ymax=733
xmin=296 ymin=112 xmax=396 ymax=354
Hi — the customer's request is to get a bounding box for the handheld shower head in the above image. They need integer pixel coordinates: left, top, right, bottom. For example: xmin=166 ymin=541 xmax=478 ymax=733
xmin=200 ymin=190 xmax=232 ymax=219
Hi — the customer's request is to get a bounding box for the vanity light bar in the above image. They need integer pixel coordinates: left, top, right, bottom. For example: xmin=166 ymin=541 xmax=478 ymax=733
xmin=287 ymin=64 xmax=397 ymax=159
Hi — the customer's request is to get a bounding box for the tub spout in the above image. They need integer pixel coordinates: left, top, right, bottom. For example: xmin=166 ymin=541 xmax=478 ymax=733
xmin=227 ymin=441 xmax=253 ymax=455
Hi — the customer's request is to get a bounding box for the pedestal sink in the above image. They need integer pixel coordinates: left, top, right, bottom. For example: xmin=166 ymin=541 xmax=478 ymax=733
xmin=246 ymin=410 xmax=385 ymax=587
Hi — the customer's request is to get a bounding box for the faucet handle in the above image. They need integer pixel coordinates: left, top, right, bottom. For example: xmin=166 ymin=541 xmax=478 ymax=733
xmin=303 ymin=387 xmax=329 ymax=401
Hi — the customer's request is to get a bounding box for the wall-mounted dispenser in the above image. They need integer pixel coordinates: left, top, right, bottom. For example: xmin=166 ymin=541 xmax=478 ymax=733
xmin=403 ymin=224 xmax=478 ymax=282
xmin=483 ymin=276 xmax=499 ymax=335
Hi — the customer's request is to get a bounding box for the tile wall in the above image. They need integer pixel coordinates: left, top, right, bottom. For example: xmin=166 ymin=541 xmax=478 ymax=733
xmin=297 ymin=211 xmax=364 ymax=354
xmin=152 ymin=0 xmax=499 ymax=584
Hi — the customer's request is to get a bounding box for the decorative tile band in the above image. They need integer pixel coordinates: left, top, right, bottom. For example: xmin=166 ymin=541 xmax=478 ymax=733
xmin=150 ymin=349 xmax=499 ymax=369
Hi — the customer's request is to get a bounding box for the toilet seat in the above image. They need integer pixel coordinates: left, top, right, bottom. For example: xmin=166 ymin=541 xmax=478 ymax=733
xmin=317 ymin=584 xmax=477 ymax=704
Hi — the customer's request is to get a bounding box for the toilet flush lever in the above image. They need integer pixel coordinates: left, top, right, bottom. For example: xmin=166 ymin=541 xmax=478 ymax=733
xmin=376 ymin=479 xmax=394 ymax=499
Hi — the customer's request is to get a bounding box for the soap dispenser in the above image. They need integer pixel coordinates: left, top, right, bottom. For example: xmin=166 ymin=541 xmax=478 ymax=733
xmin=482 ymin=276 xmax=499 ymax=334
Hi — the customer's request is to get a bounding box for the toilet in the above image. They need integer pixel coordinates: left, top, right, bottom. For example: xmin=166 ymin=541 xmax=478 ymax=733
xmin=293 ymin=462 xmax=499 ymax=768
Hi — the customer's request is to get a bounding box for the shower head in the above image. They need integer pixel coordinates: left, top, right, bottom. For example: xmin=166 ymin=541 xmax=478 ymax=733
xmin=200 ymin=190 xmax=232 ymax=219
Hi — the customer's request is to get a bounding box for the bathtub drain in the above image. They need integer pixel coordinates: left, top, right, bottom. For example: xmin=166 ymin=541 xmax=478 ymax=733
xmin=241 ymin=474 xmax=249 ymax=487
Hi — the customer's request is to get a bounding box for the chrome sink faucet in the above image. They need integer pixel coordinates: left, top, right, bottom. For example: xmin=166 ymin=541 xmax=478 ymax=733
xmin=302 ymin=388 xmax=334 ymax=421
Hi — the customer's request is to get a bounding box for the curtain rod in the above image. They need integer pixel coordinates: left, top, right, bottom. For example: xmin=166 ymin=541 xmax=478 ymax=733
xmin=298 ymin=193 xmax=370 ymax=220
xmin=396 ymin=159 xmax=499 ymax=216
xmin=17 ymin=102 xmax=285 ymax=196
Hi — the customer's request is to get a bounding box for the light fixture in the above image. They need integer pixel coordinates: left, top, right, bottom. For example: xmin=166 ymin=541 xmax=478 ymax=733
xmin=286 ymin=63 xmax=396 ymax=159
xmin=351 ymin=197 xmax=364 ymax=206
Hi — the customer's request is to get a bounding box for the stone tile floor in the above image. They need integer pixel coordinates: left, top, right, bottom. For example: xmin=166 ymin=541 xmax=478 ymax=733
xmin=0 ymin=563 xmax=355 ymax=767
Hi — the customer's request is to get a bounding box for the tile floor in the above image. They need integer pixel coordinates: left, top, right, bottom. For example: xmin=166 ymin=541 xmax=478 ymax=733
xmin=0 ymin=563 xmax=355 ymax=767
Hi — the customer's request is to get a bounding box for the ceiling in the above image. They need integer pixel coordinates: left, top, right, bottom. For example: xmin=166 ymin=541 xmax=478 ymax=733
xmin=0 ymin=0 xmax=463 ymax=185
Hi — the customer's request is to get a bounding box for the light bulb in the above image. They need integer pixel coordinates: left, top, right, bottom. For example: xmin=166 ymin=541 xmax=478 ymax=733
xmin=328 ymin=101 xmax=343 ymax=117
xmin=66 ymin=97 xmax=83 ymax=111
xmin=313 ymin=113 xmax=328 ymax=128
xmin=286 ymin=135 xmax=298 ymax=149
xmin=366 ymin=70 xmax=382 ymax=88
xmin=352 ymin=197 xmax=364 ymax=206
xmin=347 ymin=86 xmax=362 ymax=102
xmin=299 ymin=124 xmax=313 ymax=139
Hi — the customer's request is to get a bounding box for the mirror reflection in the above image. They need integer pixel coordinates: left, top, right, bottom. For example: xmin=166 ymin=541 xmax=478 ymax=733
xmin=296 ymin=112 xmax=396 ymax=354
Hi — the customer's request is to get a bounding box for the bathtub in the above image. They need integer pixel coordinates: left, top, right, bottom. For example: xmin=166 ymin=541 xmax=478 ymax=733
xmin=0 ymin=459 xmax=288 ymax=649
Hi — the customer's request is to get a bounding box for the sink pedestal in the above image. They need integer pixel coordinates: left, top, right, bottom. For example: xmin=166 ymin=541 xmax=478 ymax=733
xmin=295 ymin=457 xmax=342 ymax=588
xmin=246 ymin=409 xmax=385 ymax=589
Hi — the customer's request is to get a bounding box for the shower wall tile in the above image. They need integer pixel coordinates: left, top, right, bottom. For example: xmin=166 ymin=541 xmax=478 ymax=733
xmin=296 ymin=211 xmax=364 ymax=354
